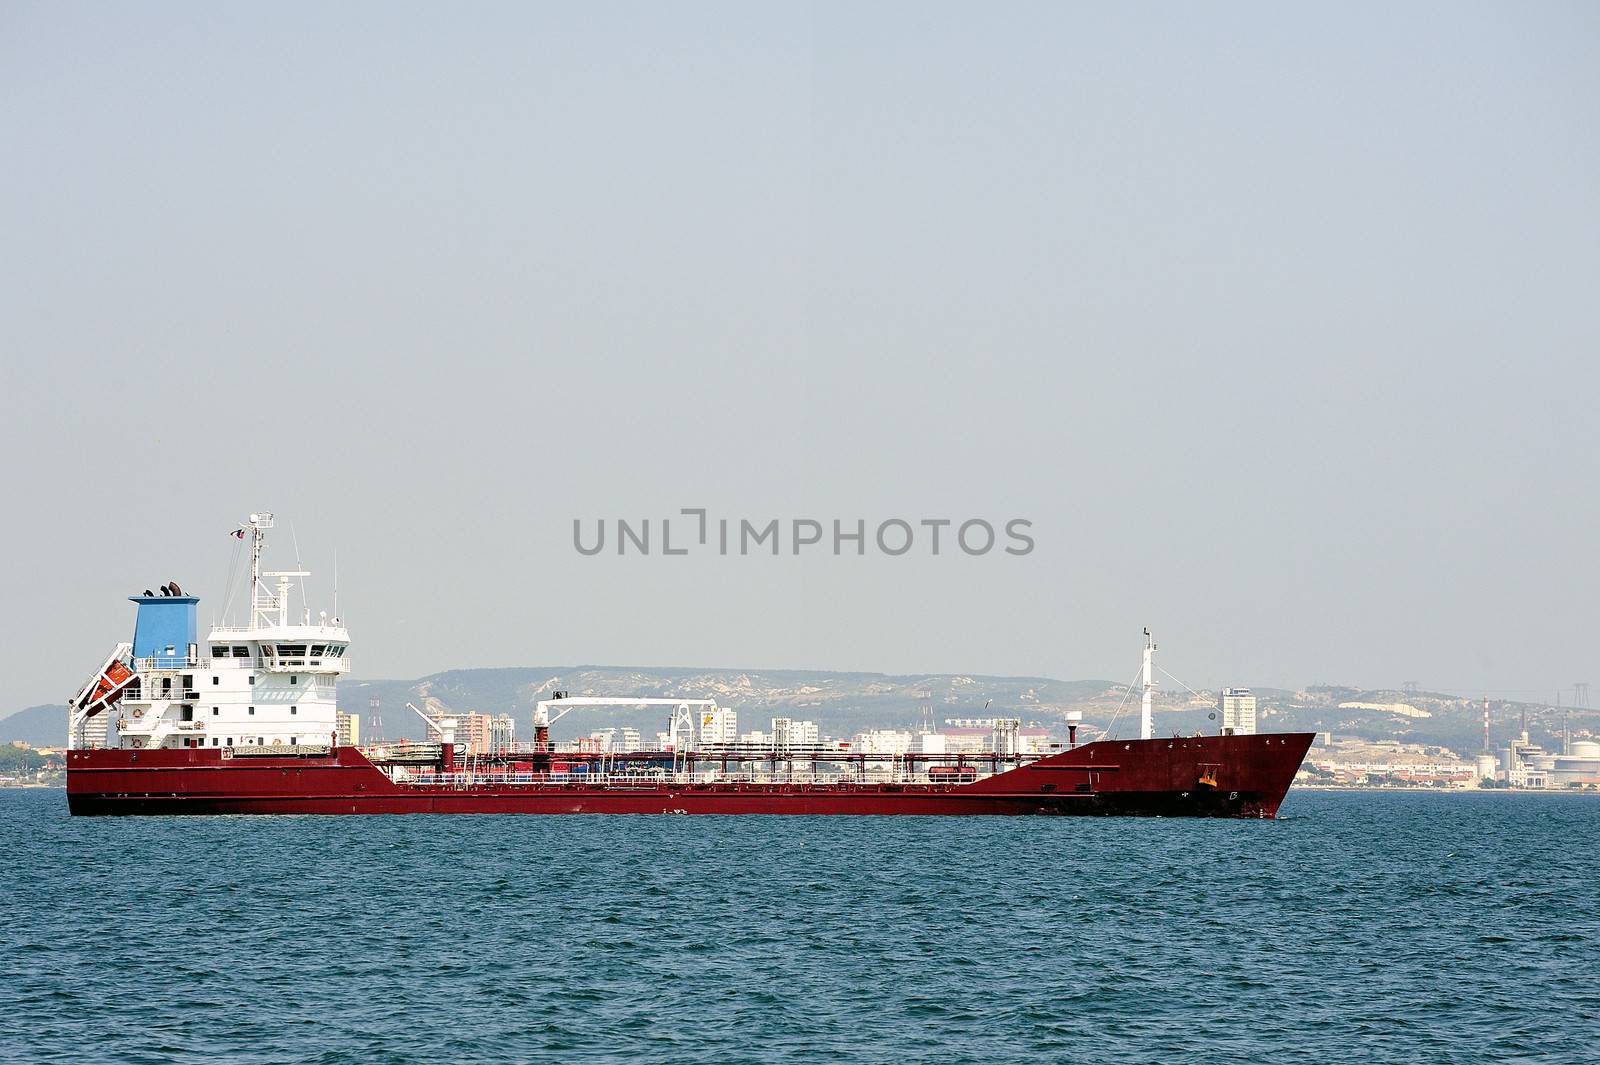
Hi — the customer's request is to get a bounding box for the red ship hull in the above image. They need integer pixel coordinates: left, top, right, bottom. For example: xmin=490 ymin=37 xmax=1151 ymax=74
xmin=67 ymin=732 xmax=1314 ymax=818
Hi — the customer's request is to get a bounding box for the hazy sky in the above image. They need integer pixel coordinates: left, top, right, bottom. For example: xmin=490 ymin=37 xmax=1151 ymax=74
xmin=3 ymin=2 xmax=1597 ymax=708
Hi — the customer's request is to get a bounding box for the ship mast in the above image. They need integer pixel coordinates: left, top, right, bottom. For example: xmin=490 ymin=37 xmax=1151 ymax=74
xmin=247 ymin=513 xmax=274 ymax=630
xmin=1140 ymin=628 xmax=1156 ymax=740
xmin=245 ymin=512 xmax=308 ymax=629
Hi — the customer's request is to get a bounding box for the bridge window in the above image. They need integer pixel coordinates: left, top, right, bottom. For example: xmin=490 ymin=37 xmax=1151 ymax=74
xmin=310 ymin=645 xmax=326 ymax=656
xmin=212 ymin=645 xmax=230 ymax=657
xmin=232 ymin=646 xmax=248 ymax=657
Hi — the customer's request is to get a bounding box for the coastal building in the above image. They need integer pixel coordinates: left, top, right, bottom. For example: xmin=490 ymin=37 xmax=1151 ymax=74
xmin=1307 ymin=759 xmax=1476 ymax=786
xmin=1221 ymin=688 xmax=1257 ymax=736
xmin=699 ymin=707 xmax=738 ymax=746
xmin=336 ymin=711 xmax=360 ymax=746
xmin=1501 ymin=734 xmax=1600 ymax=788
xmin=771 ymin=718 xmax=820 ymax=750
xmin=461 ymin=712 xmax=515 ymax=756
xmin=915 ymin=723 xmax=1056 ymax=756
xmin=81 ymin=713 xmax=108 ymax=750
xmin=588 ymin=727 xmax=645 ymax=753
xmin=853 ymin=729 xmax=914 ymax=755
xmin=1552 ymin=740 xmax=1600 ymax=786
xmin=1502 ymin=730 xmax=1551 ymax=788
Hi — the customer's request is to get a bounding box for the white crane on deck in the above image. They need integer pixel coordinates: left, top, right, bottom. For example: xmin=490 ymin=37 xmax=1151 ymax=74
xmin=533 ymin=696 xmax=723 ymax=772
xmin=406 ymin=702 xmax=460 ymax=747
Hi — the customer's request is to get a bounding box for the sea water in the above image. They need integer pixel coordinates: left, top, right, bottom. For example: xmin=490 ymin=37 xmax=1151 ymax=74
xmin=1 ymin=789 xmax=1595 ymax=1064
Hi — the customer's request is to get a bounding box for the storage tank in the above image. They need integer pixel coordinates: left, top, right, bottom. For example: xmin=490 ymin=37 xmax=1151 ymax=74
xmin=1475 ymin=754 xmax=1499 ymax=782
xmin=1552 ymin=742 xmax=1600 ymax=786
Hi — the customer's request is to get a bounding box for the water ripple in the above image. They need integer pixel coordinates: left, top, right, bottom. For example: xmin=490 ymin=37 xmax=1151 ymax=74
xmin=1 ymin=790 xmax=1596 ymax=1063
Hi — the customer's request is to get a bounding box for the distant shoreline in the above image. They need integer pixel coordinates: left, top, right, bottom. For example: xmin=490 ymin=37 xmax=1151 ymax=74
xmin=1296 ymin=784 xmax=1599 ymax=797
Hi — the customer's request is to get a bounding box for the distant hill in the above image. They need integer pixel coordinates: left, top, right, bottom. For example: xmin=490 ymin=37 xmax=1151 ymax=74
xmin=9 ymin=668 xmax=1593 ymax=757
xmin=0 ymin=704 xmax=66 ymax=748
xmin=1253 ymin=686 xmax=1597 ymax=756
xmin=337 ymin=666 xmax=1118 ymax=744
xmin=334 ymin=668 xmax=1597 ymax=756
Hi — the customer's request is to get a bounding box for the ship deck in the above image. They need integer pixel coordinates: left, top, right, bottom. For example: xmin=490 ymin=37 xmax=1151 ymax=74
xmin=67 ymin=732 xmax=1316 ymax=818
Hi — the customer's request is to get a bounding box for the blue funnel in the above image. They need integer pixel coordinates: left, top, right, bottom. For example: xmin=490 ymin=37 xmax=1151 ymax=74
xmin=130 ymin=594 xmax=200 ymax=666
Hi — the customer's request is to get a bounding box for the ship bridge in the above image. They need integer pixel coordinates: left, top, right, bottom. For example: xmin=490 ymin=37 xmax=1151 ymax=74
xmin=69 ymin=512 xmax=348 ymax=754
xmin=204 ymin=625 xmax=351 ymax=673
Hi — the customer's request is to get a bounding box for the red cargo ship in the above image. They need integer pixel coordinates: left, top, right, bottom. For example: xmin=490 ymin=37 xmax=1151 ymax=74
xmin=65 ymin=513 xmax=1312 ymax=818
xmin=67 ymin=733 xmax=1311 ymax=817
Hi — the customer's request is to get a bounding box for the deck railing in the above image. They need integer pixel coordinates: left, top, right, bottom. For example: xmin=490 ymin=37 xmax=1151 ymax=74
xmin=130 ymin=655 xmax=348 ymax=674
xmin=386 ymin=768 xmax=990 ymax=790
xmin=207 ymin=624 xmax=350 ymax=636
xmin=121 ymin=688 xmax=202 ymax=703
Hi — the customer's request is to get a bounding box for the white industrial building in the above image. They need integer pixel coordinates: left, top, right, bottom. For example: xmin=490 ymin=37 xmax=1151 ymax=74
xmin=1500 ymin=735 xmax=1600 ymax=788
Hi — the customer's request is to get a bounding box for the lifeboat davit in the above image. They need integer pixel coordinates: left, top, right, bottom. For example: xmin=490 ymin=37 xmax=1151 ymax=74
xmin=72 ymin=652 xmax=137 ymax=718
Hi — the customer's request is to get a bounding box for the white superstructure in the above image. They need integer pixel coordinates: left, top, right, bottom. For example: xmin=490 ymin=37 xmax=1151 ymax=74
xmin=71 ymin=513 xmax=348 ymax=752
